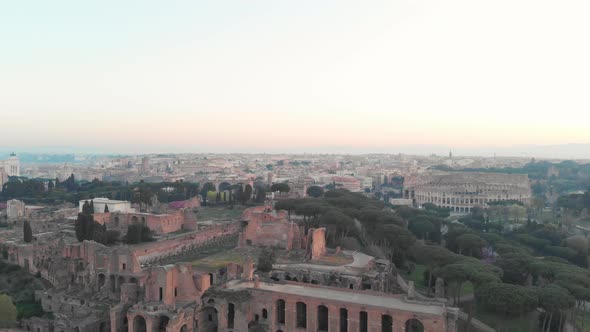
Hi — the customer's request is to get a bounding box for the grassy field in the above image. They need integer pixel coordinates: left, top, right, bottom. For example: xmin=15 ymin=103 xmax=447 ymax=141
xmin=192 ymin=248 xmax=261 ymax=272
xmin=196 ymin=206 xmax=246 ymax=221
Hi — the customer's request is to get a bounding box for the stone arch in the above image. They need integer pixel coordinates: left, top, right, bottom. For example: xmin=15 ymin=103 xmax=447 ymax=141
xmin=129 ymin=277 xmax=138 ymax=284
xmin=381 ymin=314 xmax=393 ymax=332
xmin=180 ymin=325 xmax=188 ymax=332
xmin=199 ymin=306 xmax=218 ymax=332
xmin=317 ymin=305 xmax=329 ymax=331
xmin=133 ymin=315 xmax=147 ymax=332
xmin=296 ymin=302 xmax=307 ymax=328
xmin=405 ymin=318 xmax=424 ymax=332
xmin=117 ymin=276 xmax=125 ymax=291
xmin=97 ymin=273 xmax=106 ymax=290
xmin=276 ymin=299 xmax=286 ymax=325
xmin=158 ymin=315 xmax=170 ymax=332
xmin=227 ymin=303 xmax=235 ymax=329
xmin=339 ymin=308 xmax=348 ymax=332
xmin=262 ymin=308 xmax=268 ymax=319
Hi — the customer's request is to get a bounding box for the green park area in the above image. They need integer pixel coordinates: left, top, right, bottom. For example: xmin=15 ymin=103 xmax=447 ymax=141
xmin=192 ymin=248 xmax=261 ymax=272
xmin=195 ymin=206 xmax=246 ymax=221
xmin=0 ymin=261 xmax=46 ymax=322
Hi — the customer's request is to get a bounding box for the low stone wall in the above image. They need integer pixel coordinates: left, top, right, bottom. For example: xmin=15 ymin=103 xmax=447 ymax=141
xmin=133 ymin=223 xmax=240 ymax=265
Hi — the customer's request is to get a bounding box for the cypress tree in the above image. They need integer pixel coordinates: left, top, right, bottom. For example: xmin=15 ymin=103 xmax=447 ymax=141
xmin=23 ymin=221 xmax=33 ymax=243
xmin=104 ymin=204 xmax=109 ymax=213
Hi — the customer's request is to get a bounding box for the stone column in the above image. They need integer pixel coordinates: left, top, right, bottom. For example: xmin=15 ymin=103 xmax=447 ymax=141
xmin=368 ymin=311 xmax=381 ymax=332
xmin=127 ymin=314 xmax=134 ymax=332
xmin=217 ymin=304 xmax=228 ymax=331
xmin=307 ymin=303 xmax=317 ymax=332
xmin=347 ymin=308 xmax=359 ymax=332
xmin=394 ymin=316 xmax=407 ymax=332
xmin=328 ymin=305 xmax=339 ymax=332
xmin=269 ymin=303 xmax=276 ymax=331
xmin=145 ymin=318 xmax=154 ymax=332
xmin=286 ymin=301 xmax=296 ymax=331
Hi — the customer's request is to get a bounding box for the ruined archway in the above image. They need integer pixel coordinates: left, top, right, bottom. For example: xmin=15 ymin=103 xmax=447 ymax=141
xmin=97 ymin=273 xmax=106 ymax=290
xmin=117 ymin=276 xmax=125 ymax=291
xmin=180 ymin=325 xmax=188 ymax=332
xmin=228 ymin=303 xmax=235 ymax=329
xmin=405 ymin=318 xmax=424 ymax=332
xmin=296 ymin=302 xmax=307 ymax=328
xmin=318 ymin=305 xmax=329 ymax=331
xmin=381 ymin=315 xmax=393 ymax=332
xmin=133 ymin=315 xmax=147 ymax=332
xmin=158 ymin=315 xmax=170 ymax=332
xmin=199 ymin=307 xmax=218 ymax=332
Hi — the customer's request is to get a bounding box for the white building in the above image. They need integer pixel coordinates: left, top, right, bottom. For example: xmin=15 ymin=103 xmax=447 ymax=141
xmin=389 ymin=198 xmax=413 ymax=207
xmin=0 ymin=153 xmax=20 ymax=177
xmin=79 ymin=198 xmax=133 ymax=214
xmin=7 ymin=199 xmax=25 ymax=220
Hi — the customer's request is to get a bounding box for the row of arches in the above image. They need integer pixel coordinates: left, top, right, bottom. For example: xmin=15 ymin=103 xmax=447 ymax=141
xmin=276 ymin=299 xmax=424 ymax=332
xmin=97 ymin=273 xmax=138 ymax=292
xmin=132 ymin=315 xmax=188 ymax=332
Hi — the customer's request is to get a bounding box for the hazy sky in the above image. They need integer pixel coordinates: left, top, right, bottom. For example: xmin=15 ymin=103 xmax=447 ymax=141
xmin=1 ymin=0 xmax=589 ymax=153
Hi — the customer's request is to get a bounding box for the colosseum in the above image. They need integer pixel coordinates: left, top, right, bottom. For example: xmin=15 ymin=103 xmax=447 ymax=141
xmin=404 ymin=172 xmax=532 ymax=213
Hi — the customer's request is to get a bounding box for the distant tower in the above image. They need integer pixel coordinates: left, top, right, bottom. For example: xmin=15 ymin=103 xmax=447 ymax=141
xmin=449 ymin=149 xmax=453 ymax=160
xmin=267 ymin=172 xmax=273 ymax=187
xmin=141 ymin=157 xmax=150 ymax=174
xmin=6 ymin=152 xmax=20 ymax=177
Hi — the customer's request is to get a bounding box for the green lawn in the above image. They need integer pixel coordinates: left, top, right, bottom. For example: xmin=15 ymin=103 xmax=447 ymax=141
xmin=196 ymin=206 xmax=246 ymax=221
xmin=405 ymin=263 xmax=428 ymax=292
xmin=191 ymin=248 xmax=261 ymax=272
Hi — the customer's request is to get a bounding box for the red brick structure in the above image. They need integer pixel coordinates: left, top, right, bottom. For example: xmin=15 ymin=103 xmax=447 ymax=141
xmin=241 ymin=206 xmax=302 ymax=250
xmin=203 ymin=280 xmax=458 ymax=332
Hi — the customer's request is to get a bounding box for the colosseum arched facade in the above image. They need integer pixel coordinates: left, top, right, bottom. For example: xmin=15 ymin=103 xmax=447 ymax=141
xmin=404 ymin=172 xmax=532 ymax=213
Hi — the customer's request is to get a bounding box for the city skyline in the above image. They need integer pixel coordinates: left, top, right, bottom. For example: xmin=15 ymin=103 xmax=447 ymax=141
xmin=2 ymin=0 xmax=589 ymax=152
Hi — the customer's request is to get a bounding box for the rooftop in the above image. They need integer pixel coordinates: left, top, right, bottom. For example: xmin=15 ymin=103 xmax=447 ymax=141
xmin=78 ymin=197 xmax=130 ymax=204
